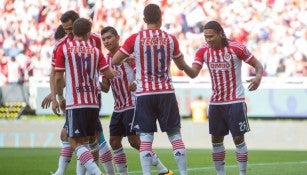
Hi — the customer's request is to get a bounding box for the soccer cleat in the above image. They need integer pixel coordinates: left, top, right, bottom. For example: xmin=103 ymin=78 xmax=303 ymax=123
xmin=159 ymin=169 xmax=174 ymax=175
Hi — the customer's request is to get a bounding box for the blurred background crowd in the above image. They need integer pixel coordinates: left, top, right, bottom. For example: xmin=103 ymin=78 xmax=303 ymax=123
xmin=0 ymin=0 xmax=306 ymax=86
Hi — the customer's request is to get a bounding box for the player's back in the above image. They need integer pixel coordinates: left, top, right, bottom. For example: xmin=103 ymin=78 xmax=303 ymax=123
xmin=63 ymin=39 xmax=102 ymax=109
xmin=133 ymin=29 xmax=182 ymax=95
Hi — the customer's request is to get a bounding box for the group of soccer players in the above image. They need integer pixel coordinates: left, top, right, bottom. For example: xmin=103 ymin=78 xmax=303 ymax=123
xmin=42 ymin=3 xmax=263 ymax=175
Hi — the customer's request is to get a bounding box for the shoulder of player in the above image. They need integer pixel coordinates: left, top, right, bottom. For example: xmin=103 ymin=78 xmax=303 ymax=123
xmin=228 ymin=40 xmax=245 ymax=50
xmin=89 ymin=32 xmax=101 ymax=40
xmin=54 ymin=36 xmax=70 ymax=49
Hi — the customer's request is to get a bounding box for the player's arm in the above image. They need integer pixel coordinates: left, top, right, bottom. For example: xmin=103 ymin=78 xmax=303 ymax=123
xmin=54 ymin=71 xmax=65 ymax=115
xmin=246 ymin=58 xmax=263 ymax=91
xmin=100 ymin=77 xmax=110 ymax=93
xmin=112 ymin=51 xmax=128 ymax=65
xmin=173 ymin=55 xmax=201 ymax=78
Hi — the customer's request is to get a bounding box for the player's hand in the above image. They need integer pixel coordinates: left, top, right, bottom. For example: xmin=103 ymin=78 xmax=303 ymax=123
xmin=246 ymin=77 xmax=261 ymax=91
xmin=41 ymin=93 xmax=52 ymax=109
xmin=128 ymin=81 xmax=137 ymax=92
xmin=125 ymin=54 xmax=135 ymax=65
xmin=52 ymin=99 xmax=61 ymax=116
xmin=59 ymin=99 xmax=66 ymax=114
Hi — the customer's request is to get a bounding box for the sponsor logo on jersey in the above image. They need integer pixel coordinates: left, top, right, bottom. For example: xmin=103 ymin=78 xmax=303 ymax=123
xmin=209 ymin=62 xmax=231 ymax=70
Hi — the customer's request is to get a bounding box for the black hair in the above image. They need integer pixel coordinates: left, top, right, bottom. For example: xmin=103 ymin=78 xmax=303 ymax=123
xmin=54 ymin=25 xmax=66 ymax=40
xmin=60 ymin=10 xmax=79 ymax=23
xmin=143 ymin=4 xmax=161 ymax=24
xmin=72 ymin=18 xmax=92 ymax=37
xmin=204 ymin=21 xmax=229 ymax=47
xmin=100 ymin=26 xmax=118 ymax=36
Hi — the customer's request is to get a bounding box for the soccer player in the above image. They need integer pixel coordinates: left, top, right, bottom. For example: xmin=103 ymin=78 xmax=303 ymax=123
xmin=54 ymin=17 xmax=114 ymax=175
xmin=182 ymin=20 xmax=264 ymax=175
xmin=41 ymin=25 xmax=66 ymax=109
xmin=100 ymin=26 xmax=173 ymax=175
xmin=43 ymin=10 xmax=115 ymax=175
xmin=112 ymin=4 xmax=189 ymax=175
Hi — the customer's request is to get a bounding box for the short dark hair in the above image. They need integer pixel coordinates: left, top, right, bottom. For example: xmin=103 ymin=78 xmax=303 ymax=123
xmin=204 ymin=21 xmax=229 ymax=47
xmin=72 ymin=18 xmax=92 ymax=37
xmin=54 ymin=25 xmax=66 ymax=40
xmin=143 ymin=4 xmax=161 ymax=24
xmin=60 ymin=10 xmax=79 ymax=23
xmin=100 ymin=26 xmax=118 ymax=36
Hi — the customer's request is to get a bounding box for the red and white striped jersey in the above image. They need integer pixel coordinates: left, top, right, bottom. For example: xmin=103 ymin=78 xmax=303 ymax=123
xmin=105 ymin=52 xmax=135 ymax=112
xmin=119 ymin=29 xmax=183 ymax=96
xmin=54 ymin=39 xmax=109 ymax=109
xmin=193 ymin=40 xmax=255 ymax=104
xmin=51 ymin=33 xmax=101 ymax=66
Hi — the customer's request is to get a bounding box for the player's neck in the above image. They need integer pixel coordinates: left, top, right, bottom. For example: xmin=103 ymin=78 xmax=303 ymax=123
xmin=147 ymin=23 xmax=161 ymax=29
xmin=74 ymin=36 xmax=88 ymax=41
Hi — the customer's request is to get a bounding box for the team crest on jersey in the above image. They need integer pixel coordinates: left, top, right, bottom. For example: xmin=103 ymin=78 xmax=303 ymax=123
xmin=224 ymin=53 xmax=231 ymax=61
xmin=113 ymin=70 xmax=123 ymax=79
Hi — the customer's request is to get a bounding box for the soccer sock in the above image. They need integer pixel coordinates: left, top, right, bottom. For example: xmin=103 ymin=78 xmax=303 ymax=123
xmin=168 ymin=132 xmax=187 ymax=175
xmin=212 ymin=142 xmax=226 ymax=175
xmin=236 ymin=142 xmax=248 ymax=175
xmin=139 ymin=133 xmax=154 ymax=175
xmin=76 ymin=158 xmax=86 ymax=175
xmin=99 ymin=141 xmax=115 ymax=175
xmin=113 ymin=147 xmax=128 ymax=175
xmin=75 ymin=145 xmax=102 ymax=175
xmin=151 ymin=150 xmax=168 ymax=174
xmin=55 ymin=141 xmax=73 ymax=175
xmin=89 ymin=139 xmax=100 ymax=166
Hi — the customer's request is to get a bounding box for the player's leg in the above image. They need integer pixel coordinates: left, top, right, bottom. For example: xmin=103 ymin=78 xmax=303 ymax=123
xmin=67 ymin=108 xmax=103 ymax=175
xmin=134 ymin=95 xmax=158 ymax=175
xmin=125 ymin=107 xmax=171 ymax=175
xmin=98 ymin=131 xmax=115 ymax=175
xmin=229 ymin=102 xmax=250 ymax=175
xmin=166 ymin=129 xmax=186 ymax=175
xmin=208 ymin=104 xmax=228 ymax=175
xmin=52 ymin=119 xmax=73 ymax=175
xmin=109 ymin=111 xmax=128 ymax=175
xmin=159 ymin=93 xmax=186 ymax=175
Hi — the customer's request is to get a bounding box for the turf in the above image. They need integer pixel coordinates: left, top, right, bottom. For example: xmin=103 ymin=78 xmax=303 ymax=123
xmin=0 ymin=148 xmax=306 ymax=175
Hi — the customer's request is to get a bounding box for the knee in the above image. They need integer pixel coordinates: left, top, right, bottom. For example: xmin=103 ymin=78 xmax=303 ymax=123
xmin=109 ymin=137 xmax=121 ymax=150
xmin=211 ymin=135 xmax=224 ymax=143
xmin=129 ymin=140 xmax=140 ymax=150
xmin=233 ymin=135 xmax=244 ymax=145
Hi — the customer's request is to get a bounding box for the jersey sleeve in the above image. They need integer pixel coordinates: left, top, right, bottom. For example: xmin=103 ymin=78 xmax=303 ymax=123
xmin=235 ymin=42 xmax=255 ymax=63
xmin=54 ymin=45 xmax=65 ymax=72
xmin=170 ymin=35 xmax=183 ymax=59
xmin=98 ymin=50 xmax=110 ymax=72
xmin=120 ymin=33 xmax=138 ymax=56
xmin=192 ymin=47 xmax=206 ymax=68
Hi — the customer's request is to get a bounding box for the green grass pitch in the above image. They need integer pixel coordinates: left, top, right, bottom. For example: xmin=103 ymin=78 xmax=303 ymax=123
xmin=0 ymin=148 xmax=306 ymax=175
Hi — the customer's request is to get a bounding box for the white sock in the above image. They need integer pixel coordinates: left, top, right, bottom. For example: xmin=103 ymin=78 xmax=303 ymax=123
xmin=139 ymin=133 xmax=154 ymax=175
xmin=212 ymin=142 xmax=226 ymax=175
xmin=152 ymin=152 xmax=168 ymax=174
xmin=76 ymin=158 xmax=86 ymax=175
xmin=168 ymin=133 xmax=187 ymax=175
xmin=99 ymin=141 xmax=115 ymax=175
xmin=89 ymin=139 xmax=100 ymax=166
xmin=54 ymin=141 xmax=73 ymax=175
xmin=236 ymin=142 xmax=248 ymax=175
xmin=75 ymin=145 xmax=102 ymax=175
xmin=113 ymin=147 xmax=128 ymax=175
